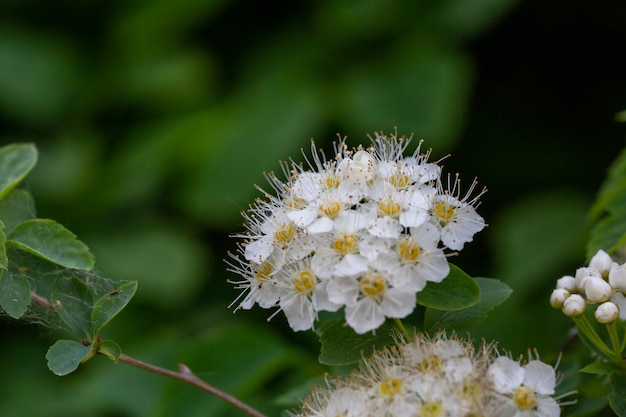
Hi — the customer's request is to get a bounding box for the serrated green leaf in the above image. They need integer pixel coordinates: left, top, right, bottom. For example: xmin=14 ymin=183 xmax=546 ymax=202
xmin=51 ymin=275 xmax=95 ymax=339
xmin=318 ymin=320 xmax=395 ymax=366
xmin=91 ymin=281 xmax=137 ymax=336
xmin=0 ymin=189 xmax=36 ymax=233
xmin=46 ymin=339 xmax=93 ymax=376
xmin=0 ymin=143 xmax=38 ymax=200
xmin=424 ymin=278 xmax=512 ymax=331
xmin=97 ymin=339 xmax=122 ymax=363
xmin=588 ymin=213 xmax=626 ymax=259
xmin=0 ymin=270 xmax=31 ymax=318
xmin=7 ymin=218 xmax=94 ymax=270
xmin=415 ymin=264 xmax=480 ymax=311
xmin=579 ymin=361 xmax=622 ymax=375
xmin=609 ymin=371 xmax=626 ymax=416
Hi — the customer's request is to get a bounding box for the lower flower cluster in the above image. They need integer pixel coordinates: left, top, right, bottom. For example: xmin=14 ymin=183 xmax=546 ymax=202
xmin=292 ymin=333 xmax=567 ymax=417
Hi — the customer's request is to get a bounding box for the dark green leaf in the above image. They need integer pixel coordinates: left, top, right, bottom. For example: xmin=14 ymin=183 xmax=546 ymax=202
xmin=0 ymin=270 xmax=31 ymax=319
xmin=609 ymin=371 xmax=626 ymax=416
xmin=318 ymin=320 xmax=395 ymax=366
xmin=7 ymin=218 xmax=94 ymax=270
xmin=46 ymin=339 xmax=93 ymax=376
xmin=415 ymin=264 xmax=480 ymax=311
xmin=579 ymin=361 xmax=622 ymax=376
xmin=0 ymin=189 xmax=36 ymax=233
xmin=97 ymin=340 xmax=122 ymax=363
xmin=51 ymin=275 xmax=95 ymax=339
xmin=91 ymin=281 xmax=138 ymax=336
xmin=0 ymin=220 xmax=6 ymax=269
xmin=0 ymin=143 xmax=38 ymax=200
xmin=424 ymin=278 xmax=512 ymax=331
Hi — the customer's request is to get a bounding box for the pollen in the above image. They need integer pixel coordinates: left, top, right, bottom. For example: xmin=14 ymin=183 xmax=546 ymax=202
xmin=274 ymin=222 xmax=296 ymax=243
xmin=397 ymin=238 xmax=420 ymax=262
xmin=294 ymin=270 xmax=316 ymax=294
xmin=360 ymin=273 xmax=386 ymax=297
xmin=333 ymin=233 xmax=359 ymax=254
xmin=421 ymin=402 xmax=444 ymax=417
xmin=418 ymin=355 xmax=441 ymax=373
xmin=380 ymin=378 xmax=403 ymax=396
xmin=433 ymin=201 xmax=456 ymax=222
xmin=389 ymin=173 xmax=410 ymax=189
xmin=324 ymin=174 xmax=341 ymax=189
xmin=255 ymin=261 xmax=274 ymax=284
xmin=378 ymin=198 xmax=402 ymax=217
xmin=319 ymin=200 xmax=342 ymax=218
xmin=514 ymin=386 xmax=537 ymax=410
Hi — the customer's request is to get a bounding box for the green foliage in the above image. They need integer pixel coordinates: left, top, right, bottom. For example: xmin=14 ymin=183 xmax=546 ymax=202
xmin=0 ymin=269 xmax=30 ymax=318
xmin=46 ymin=340 xmax=94 ymax=376
xmin=609 ymin=372 xmax=626 ymax=417
xmin=416 ymin=263 xmax=480 ymax=310
xmin=318 ymin=320 xmax=395 ymax=366
xmin=0 ymin=143 xmax=37 ymax=199
xmin=424 ymin=277 xmax=512 ymax=331
xmin=91 ymin=281 xmax=138 ymax=337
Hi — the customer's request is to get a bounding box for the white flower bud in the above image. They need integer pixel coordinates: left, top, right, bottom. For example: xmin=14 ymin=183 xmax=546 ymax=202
xmin=609 ymin=262 xmax=626 ymax=291
xmin=562 ymin=294 xmax=586 ymax=316
xmin=611 ymin=292 xmax=626 ymax=320
xmin=584 ymin=276 xmax=612 ymax=303
xmin=575 ymin=267 xmax=598 ymax=292
xmin=556 ymin=275 xmax=576 ymax=292
xmin=589 ymin=249 xmax=613 ymax=275
xmin=595 ymin=302 xmax=619 ymax=323
xmin=550 ymin=288 xmax=570 ymax=308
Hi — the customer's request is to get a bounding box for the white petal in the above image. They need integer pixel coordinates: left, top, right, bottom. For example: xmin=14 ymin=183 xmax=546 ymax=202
xmin=523 ymin=360 xmax=556 ymax=395
xmin=345 ymin=298 xmax=385 ymax=334
xmin=488 ymin=356 xmax=525 ymax=394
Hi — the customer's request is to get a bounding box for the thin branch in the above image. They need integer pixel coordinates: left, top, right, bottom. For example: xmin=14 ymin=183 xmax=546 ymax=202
xmin=118 ymin=354 xmax=268 ymax=417
xmin=28 ymin=290 xmax=268 ymax=417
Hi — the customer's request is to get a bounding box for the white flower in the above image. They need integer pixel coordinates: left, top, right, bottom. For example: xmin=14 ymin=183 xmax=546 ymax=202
xmin=555 ymin=275 xmax=576 ymax=292
xmin=589 ymin=249 xmax=613 ymax=276
xmin=562 ymin=294 xmax=586 ymax=316
xmin=429 ymin=174 xmax=486 ymax=251
xmin=488 ymin=356 xmax=560 ymax=417
xmin=584 ymin=276 xmax=612 ymax=303
xmin=609 ymin=262 xmax=626 ymax=291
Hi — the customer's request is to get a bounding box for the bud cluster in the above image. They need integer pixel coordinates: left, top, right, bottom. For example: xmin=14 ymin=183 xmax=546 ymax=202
xmin=550 ymin=249 xmax=626 ymax=323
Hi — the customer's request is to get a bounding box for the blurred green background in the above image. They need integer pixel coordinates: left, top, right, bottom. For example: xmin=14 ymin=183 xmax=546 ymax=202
xmin=1 ymin=0 xmax=625 ymax=416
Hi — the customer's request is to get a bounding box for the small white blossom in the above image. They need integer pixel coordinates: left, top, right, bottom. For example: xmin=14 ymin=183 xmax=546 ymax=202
xmin=595 ymin=301 xmax=619 ymax=323
xmin=549 ymin=288 xmax=570 ymax=309
xmin=584 ymin=276 xmax=612 ymax=303
xmin=562 ymin=294 xmax=586 ymax=317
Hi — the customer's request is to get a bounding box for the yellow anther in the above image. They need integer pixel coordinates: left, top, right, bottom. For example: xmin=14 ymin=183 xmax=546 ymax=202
xmin=421 ymin=402 xmax=443 ymax=417
xmin=324 ymin=174 xmax=341 ymax=189
xmin=320 ymin=201 xmax=342 ymax=218
xmin=514 ymin=386 xmax=537 ymax=410
xmin=397 ymin=239 xmax=420 ymax=261
xmin=255 ymin=261 xmax=273 ymax=283
xmin=360 ymin=274 xmax=386 ymax=297
xmin=274 ymin=222 xmax=296 ymax=243
xmin=389 ymin=173 xmax=410 ymax=189
xmin=294 ymin=270 xmax=316 ymax=294
xmin=333 ymin=234 xmax=358 ymax=254
xmin=378 ymin=199 xmax=402 ymax=217
xmin=380 ymin=378 xmax=403 ymax=396
xmin=434 ymin=201 xmax=455 ymax=222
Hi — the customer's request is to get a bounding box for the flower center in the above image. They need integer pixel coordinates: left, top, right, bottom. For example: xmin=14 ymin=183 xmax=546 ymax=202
xmin=324 ymin=174 xmax=341 ymax=189
xmin=319 ymin=200 xmax=342 ymax=218
xmin=274 ymin=222 xmax=296 ymax=244
xmin=514 ymin=386 xmax=537 ymax=410
xmin=378 ymin=198 xmax=402 ymax=217
xmin=389 ymin=173 xmax=410 ymax=189
xmin=360 ymin=273 xmax=386 ymax=297
xmin=433 ymin=201 xmax=455 ymax=222
xmin=255 ymin=261 xmax=273 ymax=284
xmin=421 ymin=402 xmax=443 ymax=417
xmin=333 ymin=234 xmax=358 ymax=255
xmin=380 ymin=378 xmax=403 ymax=397
xmin=418 ymin=355 xmax=441 ymax=373
xmin=397 ymin=238 xmax=421 ymax=261
xmin=294 ymin=270 xmax=316 ymax=294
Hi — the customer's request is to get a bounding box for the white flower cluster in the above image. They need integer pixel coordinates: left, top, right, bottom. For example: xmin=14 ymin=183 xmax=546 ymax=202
xmin=227 ymin=132 xmax=486 ymax=334
xmin=550 ymin=249 xmax=626 ymax=323
xmin=292 ymin=333 xmax=567 ymax=417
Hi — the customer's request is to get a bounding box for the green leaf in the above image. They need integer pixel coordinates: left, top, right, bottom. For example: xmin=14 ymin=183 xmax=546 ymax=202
xmin=0 ymin=189 xmax=36 ymax=233
xmin=0 ymin=270 xmax=31 ymax=319
xmin=46 ymin=339 xmax=93 ymax=376
xmin=7 ymin=218 xmax=94 ymax=270
xmin=91 ymin=281 xmax=138 ymax=336
xmin=0 ymin=220 xmax=7 ymax=270
xmin=97 ymin=340 xmax=122 ymax=363
xmin=0 ymin=143 xmax=38 ymax=200
xmin=415 ymin=264 xmax=480 ymax=311
xmin=579 ymin=361 xmax=622 ymax=376
xmin=318 ymin=320 xmax=395 ymax=366
xmin=609 ymin=371 xmax=626 ymax=416
xmin=51 ymin=275 xmax=95 ymax=339
xmin=424 ymin=278 xmax=512 ymax=331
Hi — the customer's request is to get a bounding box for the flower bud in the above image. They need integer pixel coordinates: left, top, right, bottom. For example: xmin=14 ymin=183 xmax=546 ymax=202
xmin=562 ymin=294 xmax=586 ymax=317
xmin=589 ymin=249 xmax=613 ymax=276
xmin=575 ymin=267 xmax=596 ymax=292
xmin=595 ymin=302 xmax=619 ymax=324
xmin=550 ymin=288 xmax=570 ymax=308
xmin=556 ymin=275 xmax=576 ymax=292
xmin=584 ymin=276 xmax=612 ymax=303
xmin=609 ymin=262 xmax=626 ymax=292
xmin=611 ymin=292 xmax=626 ymax=320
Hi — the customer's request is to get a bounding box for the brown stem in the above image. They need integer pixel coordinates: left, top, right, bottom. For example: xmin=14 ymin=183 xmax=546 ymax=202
xmin=118 ymin=354 xmax=268 ymax=417
xmin=28 ymin=291 xmax=268 ymax=417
